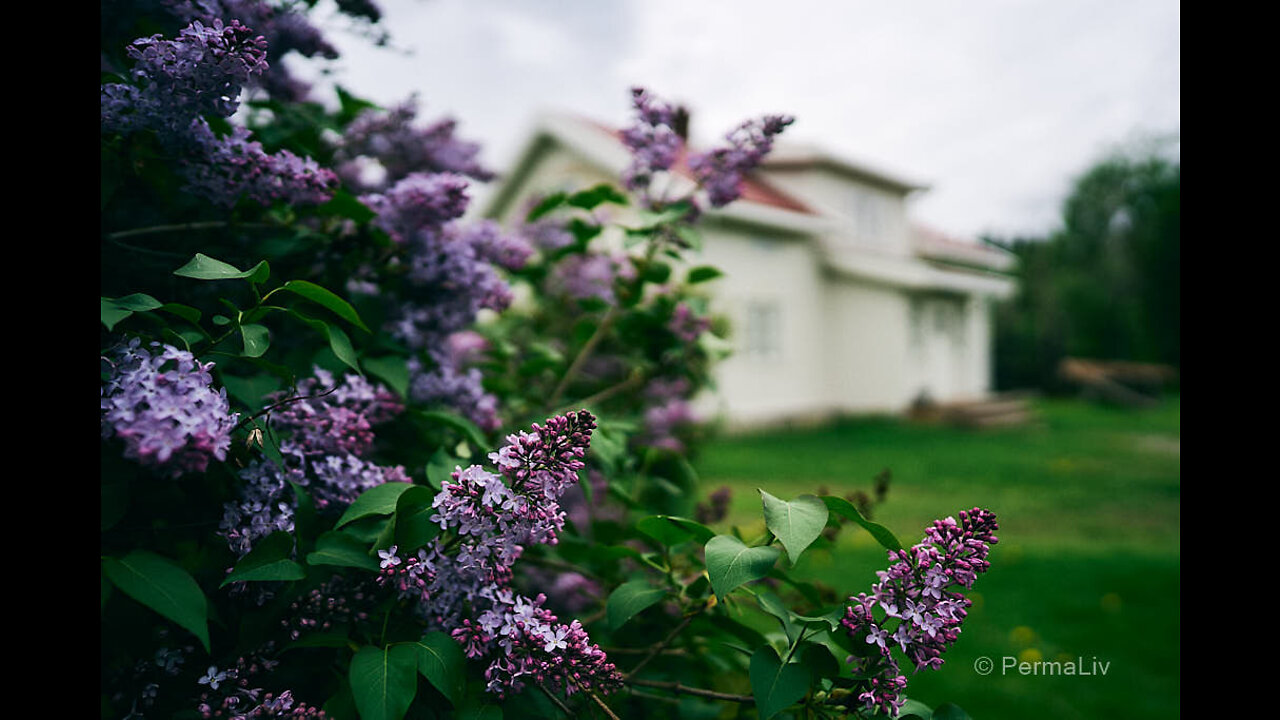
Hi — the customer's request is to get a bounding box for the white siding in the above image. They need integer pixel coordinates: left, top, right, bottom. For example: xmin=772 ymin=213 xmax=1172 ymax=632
xmin=823 ymin=279 xmax=913 ymax=412
xmin=693 ymin=226 xmax=830 ymax=425
xmin=965 ymin=296 xmax=993 ymax=397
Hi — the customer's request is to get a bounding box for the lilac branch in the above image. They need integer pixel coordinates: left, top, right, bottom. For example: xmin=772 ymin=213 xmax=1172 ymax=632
xmin=624 ymin=678 xmax=754 ymax=704
xmin=547 ymin=306 xmax=619 ymax=410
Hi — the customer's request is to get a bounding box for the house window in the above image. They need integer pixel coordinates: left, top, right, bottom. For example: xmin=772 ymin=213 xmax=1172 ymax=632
xmin=850 ymin=188 xmax=885 ymax=243
xmin=744 ymin=300 xmax=782 ymax=360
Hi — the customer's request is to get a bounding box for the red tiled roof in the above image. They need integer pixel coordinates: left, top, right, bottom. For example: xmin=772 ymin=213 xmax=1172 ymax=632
xmin=583 ymin=119 xmax=814 ymax=216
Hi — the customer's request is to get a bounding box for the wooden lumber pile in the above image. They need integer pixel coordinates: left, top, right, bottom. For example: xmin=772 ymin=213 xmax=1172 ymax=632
xmin=909 ymin=392 xmax=1036 ymax=429
xmin=1057 ymin=357 xmax=1178 ymax=408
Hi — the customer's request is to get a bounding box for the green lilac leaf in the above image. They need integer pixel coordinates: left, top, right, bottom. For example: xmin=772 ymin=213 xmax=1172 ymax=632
xmin=749 ymin=645 xmax=811 ymax=720
xmin=687 ymin=266 xmax=723 ymax=284
xmin=307 ymin=531 xmax=379 ymax=572
xmin=754 ymin=589 xmax=800 ymax=643
xmin=240 ymin=323 xmax=270 ymax=357
xmin=363 ymin=355 xmax=409 ymax=399
xmin=704 ymin=534 xmax=780 ymax=600
xmin=220 ymin=531 xmax=305 ymax=587
xmin=411 ymin=632 xmax=465 ymax=705
xmin=109 ymin=293 xmax=164 ymax=311
xmin=101 ymin=299 xmax=133 ymax=330
xmin=760 ymin=490 xmax=829 ymax=564
xmin=102 ymin=551 xmax=210 ymax=652
xmin=821 ymin=495 xmax=902 ymax=551
xmin=349 ymin=644 xmax=418 ymax=720
xmin=158 ymin=303 xmax=202 ymax=324
xmin=606 ymin=580 xmax=668 ymax=631
xmin=335 ymin=483 xmax=415 ymax=528
xmin=933 ymin=702 xmax=973 ymax=720
xmin=799 ymin=641 xmax=841 ymax=680
xmin=566 ymin=183 xmax=629 ymax=210
xmin=526 ymin=191 xmax=568 ymax=221
xmin=415 ymin=409 xmax=489 ymax=449
xmin=636 ymin=515 xmax=716 ymax=546
xmin=280 ymin=280 xmax=370 ymax=332
xmin=173 ymin=253 xmax=269 ymax=284
xmin=394 ymin=485 xmax=441 ymax=553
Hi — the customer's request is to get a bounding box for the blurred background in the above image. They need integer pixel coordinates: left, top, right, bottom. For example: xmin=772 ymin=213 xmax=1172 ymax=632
xmin=298 ymin=2 xmax=1180 ymax=717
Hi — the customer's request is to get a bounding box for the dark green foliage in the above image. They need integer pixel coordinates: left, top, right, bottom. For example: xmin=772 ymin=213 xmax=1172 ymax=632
xmin=993 ymin=141 xmax=1180 ymax=390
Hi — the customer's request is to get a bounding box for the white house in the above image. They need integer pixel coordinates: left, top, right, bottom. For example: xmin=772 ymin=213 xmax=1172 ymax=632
xmin=478 ymin=114 xmax=1016 ymax=428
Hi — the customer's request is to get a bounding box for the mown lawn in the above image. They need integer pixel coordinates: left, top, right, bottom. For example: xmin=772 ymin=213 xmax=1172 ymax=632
xmin=689 ymin=396 xmax=1180 ymax=720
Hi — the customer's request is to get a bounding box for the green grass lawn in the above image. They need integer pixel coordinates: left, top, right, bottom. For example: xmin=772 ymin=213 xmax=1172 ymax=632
xmin=689 ymin=396 xmax=1180 ymax=719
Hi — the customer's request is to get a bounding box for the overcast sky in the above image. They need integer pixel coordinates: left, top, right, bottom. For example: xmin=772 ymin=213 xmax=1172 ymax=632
xmin=298 ymin=0 xmax=1180 ymax=239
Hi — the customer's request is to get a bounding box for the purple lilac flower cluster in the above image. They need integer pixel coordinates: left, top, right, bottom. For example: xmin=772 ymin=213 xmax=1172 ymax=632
xmin=102 ymin=18 xmax=267 ymax=137
xmin=220 ymin=370 xmax=406 ymax=559
xmin=362 ymin=172 xmax=471 ymax=243
xmin=667 ymin=302 xmax=710 ymax=344
xmin=101 ymin=19 xmax=336 ymax=206
xmin=363 ymin=175 xmax=528 ymax=429
xmin=407 ymin=354 xmax=501 ymax=432
xmin=101 ymin=339 xmax=239 ymax=478
xmin=375 ymin=411 xmax=623 ymax=698
xmin=268 ymin=368 xmax=403 ymax=459
xmin=308 ymin=454 xmax=412 ymax=511
xmin=839 ymin=508 xmax=999 ymax=717
xmin=166 ymin=0 xmax=341 ymax=101
xmin=268 ymin=369 xmax=409 ymax=513
xmin=468 ymin=593 xmax=621 ymax=699
xmin=219 ymin=460 xmax=303 ymax=558
xmin=193 ymin=644 xmax=327 ymax=718
xmin=617 ymin=88 xmax=793 ymax=210
xmin=335 ymin=96 xmax=494 ymax=192
xmin=181 ymin=124 xmax=337 ymax=207
xmin=546 ymin=251 xmax=636 ymax=305
xmin=620 ymin=87 xmax=684 ymax=195
xmin=639 ymin=376 xmax=697 ymax=453
xmin=519 ymin=215 xmax=576 ymax=253
xmin=688 ymin=114 xmax=794 ymax=207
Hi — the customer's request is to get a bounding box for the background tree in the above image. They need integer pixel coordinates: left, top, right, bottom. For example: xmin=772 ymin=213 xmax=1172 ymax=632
xmin=993 ymin=138 xmax=1180 ymax=391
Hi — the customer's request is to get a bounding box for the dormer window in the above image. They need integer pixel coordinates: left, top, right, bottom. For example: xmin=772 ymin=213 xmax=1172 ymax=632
xmin=744 ymin=300 xmax=782 ymax=360
xmin=849 ymin=187 xmax=885 ymax=243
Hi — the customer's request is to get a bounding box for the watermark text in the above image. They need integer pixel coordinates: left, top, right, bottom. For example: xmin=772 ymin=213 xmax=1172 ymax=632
xmin=973 ymin=656 xmax=1110 ymax=676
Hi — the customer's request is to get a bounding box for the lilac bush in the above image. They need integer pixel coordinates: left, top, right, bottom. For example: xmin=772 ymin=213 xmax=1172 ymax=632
xmin=101 ymin=4 xmax=995 ymax=715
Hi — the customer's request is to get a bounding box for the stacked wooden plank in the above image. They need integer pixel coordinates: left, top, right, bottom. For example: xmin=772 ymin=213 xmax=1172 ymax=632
xmin=909 ymin=392 xmax=1037 ymax=429
xmin=1057 ymin=357 xmax=1178 ymax=408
